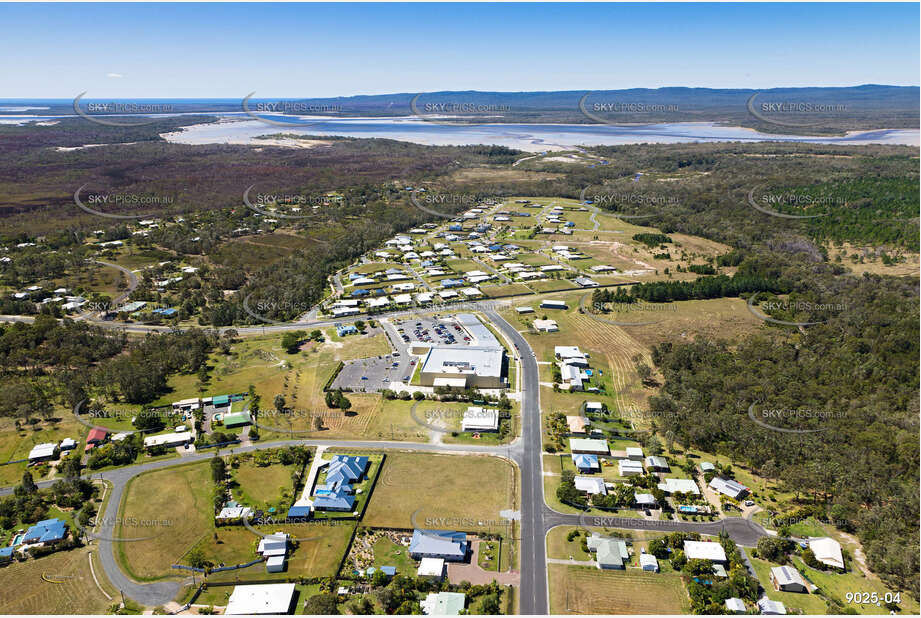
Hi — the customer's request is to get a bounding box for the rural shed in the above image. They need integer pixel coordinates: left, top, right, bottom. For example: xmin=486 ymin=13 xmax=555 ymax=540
xmin=265 ymin=555 xmax=286 ymax=573
xmin=222 ymin=411 xmax=252 ymax=428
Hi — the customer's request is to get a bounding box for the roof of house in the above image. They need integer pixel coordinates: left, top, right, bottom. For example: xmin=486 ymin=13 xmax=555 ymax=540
xmin=23 ymin=518 xmax=68 ymax=543
xmin=416 ymin=557 xmax=445 ymax=577
xmin=658 ymin=478 xmax=700 ymax=495
xmin=569 ymin=438 xmax=609 ymax=454
xmin=592 ymin=537 xmax=629 ymax=567
xmin=757 ymin=598 xmax=787 ymax=614
xmin=626 ymin=447 xmax=644 ymax=457
xmin=709 ymin=476 xmax=748 ymax=498
xmin=28 ymin=442 xmax=58 ymax=459
xmin=700 ymin=461 xmax=716 ymax=471
xmin=87 ymin=427 xmax=108 ymax=442
xmin=635 ymin=493 xmax=657 ymax=505
xmin=409 ymin=529 xmax=467 ymax=559
xmin=462 ymin=407 xmax=499 ymax=431
xmin=771 ymin=565 xmax=807 ymax=588
xmin=225 ymin=583 xmax=296 ymax=615
xmin=421 ymin=591 xmax=466 ymax=616
xmin=567 ymin=415 xmax=589 ymax=433
xmin=683 ymin=540 xmax=728 ymax=562
xmin=325 ymin=455 xmax=369 ymax=485
xmin=725 ymin=598 xmax=747 ymax=613
xmin=286 ymin=505 xmax=311 ymax=518
xmin=618 ymin=459 xmax=644 ymax=473
xmin=808 ymin=537 xmax=844 ymax=569
xmin=645 ymin=455 xmax=669 ymax=469
xmin=571 ymin=453 xmax=599 ymax=470
xmin=574 ymin=476 xmax=607 ymax=495
xmin=640 ymin=553 xmax=659 ymax=568
xmin=311 ymin=491 xmax=355 ymax=511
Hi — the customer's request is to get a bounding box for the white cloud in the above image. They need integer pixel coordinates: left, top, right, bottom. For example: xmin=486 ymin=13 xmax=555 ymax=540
xmin=106 ymin=73 xmax=124 ymax=79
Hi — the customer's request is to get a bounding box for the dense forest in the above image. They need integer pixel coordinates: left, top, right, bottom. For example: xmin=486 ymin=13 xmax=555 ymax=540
xmin=646 ymin=252 xmax=919 ymax=594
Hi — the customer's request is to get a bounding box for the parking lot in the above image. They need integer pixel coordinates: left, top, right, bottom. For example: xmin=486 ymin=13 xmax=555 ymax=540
xmin=330 ymin=351 xmax=417 ymax=392
xmin=391 ymin=316 xmax=473 ymax=347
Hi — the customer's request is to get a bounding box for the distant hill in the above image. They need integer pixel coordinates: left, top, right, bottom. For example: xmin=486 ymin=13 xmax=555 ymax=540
xmin=3 ymin=85 xmax=917 ymax=135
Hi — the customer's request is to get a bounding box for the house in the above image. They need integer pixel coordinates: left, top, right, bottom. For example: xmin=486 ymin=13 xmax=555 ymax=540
xmin=699 ymin=461 xmax=716 ymax=473
xmin=574 ymin=476 xmax=606 ymax=495
xmin=409 ymin=529 xmax=468 ymax=561
xmin=60 ymin=438 xmax=76 ymax=452
xmin=421 ymin=591 xmax=466 ymax=616
xmin=216 ymin=506 xmax=254 ymax=521
xmin=725 ymin=598 xmax=747 ymax=613
xmin=393 ymin=293 xmax=413 ymax=305
xmin=461 ymin=407 xmax=499 ymax=432
xmin=416 ymin=557 xmax=445 ymax=579
xmin=709 ymin=477 xmax=749 ymax=499
xmin=566 ymin=415 xmax=589 ymax=435
xmin=22 ymin=518 xmax=68 ymax=544
xmin=571 ymin=453 xmax=600 ymax=472
xmin=223 ymin=411 xmax=252 ymax=429
xmin=574 ymin=276 xmax=599 ymax=287
xmin=560 ymin=363 xmax=588 ymax=391
xmin=683 ymin=540 xmax=728 ymax=564
xmin=645 ymin=456 xmax=670 ymax=472
xmin=587 ymin=535 xmax=629 ymax=569
xmin=87 ymin=427 xmax=108 ymax=446
xmin=569 ymin=438 xmax=609 ymax=455
xmin=172 ymin=397 xmax=202 ymax=412
xmin=584 ymin=401 xmax=604 ymax=414
xmin=554 ymin=346 xmax=589 ymax=367
xmin=757 ymin=598 xmax=787 ymax=615
xmin=658 ymin=478 xmax=700 ymax=495
xmin=540 ymin=299 xmax=567 ymax=310
xmin=336 ymin=323 xmax=358 ymax=336
xmin=640 ymin=552 xmax=659 ymax=572
xmin=0 ymin=546 xmax=14 ymax=562
xmin=225 ymin=583 xmax=296 ymax=615
xmin=618 ymin=459 xmax=644 ymax=476
xmin=634 ymin=493 xmax=657 ymax=508
xmin=257 ymin=533 xmax=288 ymax=557
xmin=533 ymin=319 xmax=559 ymax=332
xmin=626 ymin=447 xmax=644 ymax=461
xmin=28 ymin=442 xmax=59 ymax=462
xmin=770 ymin=565 xmax=808 ymax=593
xmin=808 ymin=537 xmax=844 ymax=570
xmin=143 ymin=431 xmax=193 ymax=450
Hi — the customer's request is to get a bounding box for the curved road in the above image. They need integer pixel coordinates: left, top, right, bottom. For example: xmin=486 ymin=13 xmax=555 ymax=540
xmin=0 ymin=305 xmax=768 ymax=612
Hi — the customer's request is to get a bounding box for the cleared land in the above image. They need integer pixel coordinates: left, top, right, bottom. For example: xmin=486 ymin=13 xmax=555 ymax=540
xmin=0 ymin=546 xmax=116 ymax=614
xmin=116 ymin=462 xmax=214 ymax=580
xmin=363 ymin=452 xmax=517 ymax=535
xmin=548 ymin=563 xmax=688 ymax=614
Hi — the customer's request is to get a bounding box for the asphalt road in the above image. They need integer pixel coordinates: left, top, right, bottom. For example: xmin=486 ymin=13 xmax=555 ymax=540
xmin=1 ymin=304 xmax=769 ymax=612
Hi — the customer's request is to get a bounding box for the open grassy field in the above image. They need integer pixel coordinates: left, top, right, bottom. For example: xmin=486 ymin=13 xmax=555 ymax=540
xmin=548 ymin=564 xmax=688 ymax=614
xmin=116 ymin=462 xmax=214 ymax=581
xmin=363 ymin=452 xmax=517 ymax=536
xmin=0 ymin=546 xmax=117 ymax=614
xmin=749 ymin=557 xmax=830 ymax=614
xmin=232 ymin=459 xmax=298 ymax=508
xmin=0 ymin=547 xmax=118 ymax=614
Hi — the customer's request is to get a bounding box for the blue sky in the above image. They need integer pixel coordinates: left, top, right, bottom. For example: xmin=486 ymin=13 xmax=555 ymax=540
xmin=2 ymin=2 xmax=918 ymax=97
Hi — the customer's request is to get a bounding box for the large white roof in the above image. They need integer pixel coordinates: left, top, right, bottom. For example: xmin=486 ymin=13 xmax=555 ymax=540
xmin=808 ymin=537 xmax=844 ymax=569
xmin=683 ymin=540 xmax=727 ymax=562
xmin=225 ymin=583 xmax=296 ymax=615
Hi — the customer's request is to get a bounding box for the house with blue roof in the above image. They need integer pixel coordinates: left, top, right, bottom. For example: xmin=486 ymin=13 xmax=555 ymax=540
xmin=0 ymin=546 xmax=14 ymax=561
xmin=336 ymin=324 xmax=358 ymax=337
xmin=22 ymin=518 xmax=68 ymax=545
xmin=441 ymin=278 xmax=464 ymax=288
xmin=409 ymin=529 xmax=468 ymax=561
xmin=286 ymin=505 xmax=312 ymax=520
xmin=572 ymin=453 xmax=600 ymax=473
xmin=351 ymin=289 xmax=370 ymax=297
xmin=311 ymin=455 xmax=369 ymax=512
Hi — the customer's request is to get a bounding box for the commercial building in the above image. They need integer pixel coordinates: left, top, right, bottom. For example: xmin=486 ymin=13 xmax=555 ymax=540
xmin=419 ymin=346 xmax=505 ymax=389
